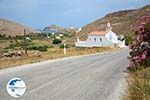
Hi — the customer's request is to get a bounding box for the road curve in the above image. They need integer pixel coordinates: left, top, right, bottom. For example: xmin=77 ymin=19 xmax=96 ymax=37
xmin=0 ymin=48 xmax=129 ymax=100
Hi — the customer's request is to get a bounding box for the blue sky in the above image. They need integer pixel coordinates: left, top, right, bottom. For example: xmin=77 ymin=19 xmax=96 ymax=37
xmin=0 ymin=0 xmax=149 ymax=29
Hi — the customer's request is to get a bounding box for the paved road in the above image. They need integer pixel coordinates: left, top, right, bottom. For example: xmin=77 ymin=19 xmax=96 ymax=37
xmin=0 ymin=48 xmax=129 ymax=100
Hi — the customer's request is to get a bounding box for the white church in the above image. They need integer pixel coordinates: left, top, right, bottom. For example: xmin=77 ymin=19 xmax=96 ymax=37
xmin=75 ymin=23 xmax=126 ymax=48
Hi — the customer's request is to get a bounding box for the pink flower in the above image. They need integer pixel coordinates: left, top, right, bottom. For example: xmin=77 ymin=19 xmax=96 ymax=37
xmin=138 ymin=26 xmax=145 ymax=33
xmin=127 ymin=16 xmax=150 ymax=69
xmin=128 ymin=62 xmax=135 ymax=68
xmin=141 ymin=22 xmax=146 ymax=25
xmin=136 ymin=34 xmax=143 ymax=42
xmin=132 ymin=56 xmax=139 ymax=60
xmin=141 ymin=50 xmax=148 ymax=60
xmin=141 ymin=54 xmax=146 ymax=60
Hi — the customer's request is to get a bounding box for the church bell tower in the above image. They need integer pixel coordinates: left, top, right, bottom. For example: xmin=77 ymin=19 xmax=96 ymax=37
xmin=106 ymin=22 xmax=112 ymax=32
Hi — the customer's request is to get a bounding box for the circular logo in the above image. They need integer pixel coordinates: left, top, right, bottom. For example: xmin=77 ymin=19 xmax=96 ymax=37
xmin=7 ymin=78 xmax=26 ymax=97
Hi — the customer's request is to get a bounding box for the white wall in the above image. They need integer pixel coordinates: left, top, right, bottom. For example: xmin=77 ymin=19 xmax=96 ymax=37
xmin=88 ymin=35 xmax=103 ymax=43
xmin=105 ymin=31 xmax=118 ymax=43
xmin=75 ymin=35 xmax=114 ymax=47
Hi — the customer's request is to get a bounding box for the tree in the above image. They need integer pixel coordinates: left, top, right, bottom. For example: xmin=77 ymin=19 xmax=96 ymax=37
xmin=0 ymin=34 xmax=3 ymax=38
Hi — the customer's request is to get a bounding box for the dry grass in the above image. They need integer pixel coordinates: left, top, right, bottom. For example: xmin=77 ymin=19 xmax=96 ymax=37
xmin=32 ymin=39 xmax=51 ymax=45
xmin=0 ymin=47 xmax=117 ymax=69
xmin=123 ymin=68 xmax=150 ymax=100
xmin=0 ymin=40 xmax=10 ymax=48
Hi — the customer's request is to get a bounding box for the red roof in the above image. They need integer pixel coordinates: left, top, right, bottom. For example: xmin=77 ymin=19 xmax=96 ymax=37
xmin=89 ymin=31 xmax=107 ymax=35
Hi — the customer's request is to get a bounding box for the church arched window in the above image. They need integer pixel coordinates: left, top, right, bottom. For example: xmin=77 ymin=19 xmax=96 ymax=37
xmin=100 ymin=38 xmax=102 ymax=42
xmin=109 ymin=35 xmax=112 ymax=40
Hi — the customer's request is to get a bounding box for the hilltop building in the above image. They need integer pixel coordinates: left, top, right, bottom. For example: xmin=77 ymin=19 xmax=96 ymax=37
xmin=75 ymin=23 xmax=126 ymax=48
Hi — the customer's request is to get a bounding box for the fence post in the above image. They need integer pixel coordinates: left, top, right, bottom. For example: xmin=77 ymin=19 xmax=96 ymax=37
xmin=64 ymin=43 xmax=66 ymax=55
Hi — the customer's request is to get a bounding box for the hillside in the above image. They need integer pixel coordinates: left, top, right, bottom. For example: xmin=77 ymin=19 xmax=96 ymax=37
xmin=43 ymin=25 xmax=79 ymax=34
xmin=0 ymin=18 xmax=39 ymax=36
xmin=78 ymin=5 xmax=150 ymax=38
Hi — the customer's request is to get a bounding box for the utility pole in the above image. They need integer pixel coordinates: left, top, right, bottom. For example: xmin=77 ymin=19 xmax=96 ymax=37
xmin=24 ymin=29 xmax=28 ymax=56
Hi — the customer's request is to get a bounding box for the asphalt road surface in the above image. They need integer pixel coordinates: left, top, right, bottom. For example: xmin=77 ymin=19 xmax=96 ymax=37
xmin=0 ymin=48 xmax=129 ymax=100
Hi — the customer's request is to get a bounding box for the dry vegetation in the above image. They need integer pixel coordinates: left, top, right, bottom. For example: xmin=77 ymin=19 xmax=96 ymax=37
xmin=123 ymin=68 xmax=150 ymax=100
xmin=0 ymin=47 xmax=117 ymax=69
xmin=0 ymin=31 xmax=119 ymax=69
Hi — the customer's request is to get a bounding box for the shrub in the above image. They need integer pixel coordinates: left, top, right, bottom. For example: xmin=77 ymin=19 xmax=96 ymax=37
xmin=5 ymin=44 xmax=16 ymax=49
xmin=128 ymin=16 xmax=150 ymax=70
xmin=14 ymin=35 xmax=23 ymax=39
xmin=37 ymin=46 xmax=47 ymax=52
xmin=63 ymin=33 xmax=69 ymax=37
xmin=59 ymin=44 xmax=69 ymax=48
xmin=27 ymin=45 xmax=48 ymax=52
xmin=47 ymin=45 xmax=54 ymax=48
xmin=27 ymin=45 xmax=38 ymax=50
xmin=124 ymin=35 xmax=133 ymax=45
xmin=52 ymin=39 xmax=62 ymax=44
xmin=0 ymin=34 xmax=6 ymax=38
xmin=5 ymin=39 xmax=33 ymax=50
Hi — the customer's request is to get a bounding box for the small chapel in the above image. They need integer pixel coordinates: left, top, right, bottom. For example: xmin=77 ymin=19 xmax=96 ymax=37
xmin=75 ymin=23 xmax=126 ymax=48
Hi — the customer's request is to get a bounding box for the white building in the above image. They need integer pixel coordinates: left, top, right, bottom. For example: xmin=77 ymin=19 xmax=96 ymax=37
xmin=75 ymin=23 xmax=126 ymax=48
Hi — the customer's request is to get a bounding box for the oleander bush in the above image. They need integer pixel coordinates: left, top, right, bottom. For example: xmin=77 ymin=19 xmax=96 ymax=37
xmin=128 ymin=16 xmax=150 ymax=71
xmin=123 ymin=16 xmax=150 ymax=100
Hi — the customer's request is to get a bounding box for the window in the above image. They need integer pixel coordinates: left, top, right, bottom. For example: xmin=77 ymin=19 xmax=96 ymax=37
xmin=100 ymin=38 xmax=102 ymax=42
xmin=94 ymin=38 xmax=96 ymax=41
xmin=109 ymin=35 xmax=112 ymax=40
